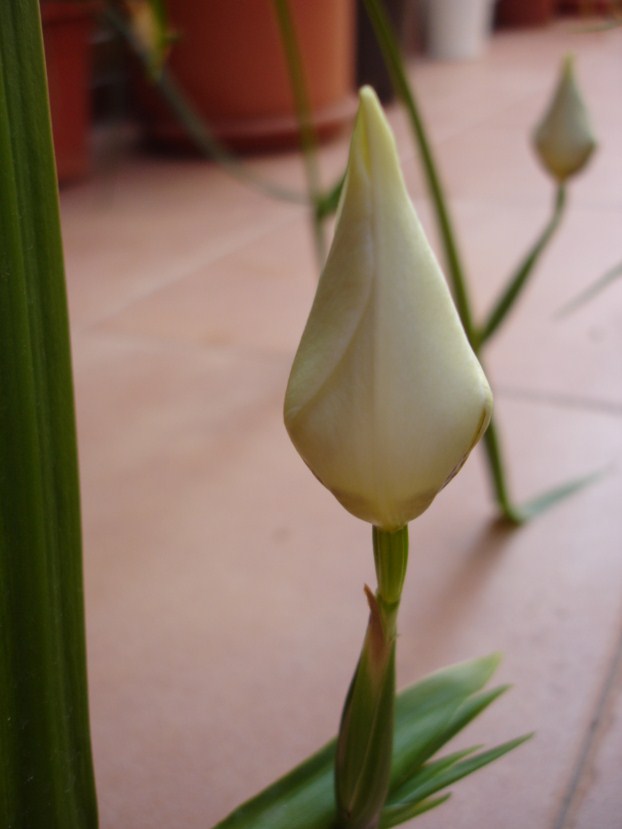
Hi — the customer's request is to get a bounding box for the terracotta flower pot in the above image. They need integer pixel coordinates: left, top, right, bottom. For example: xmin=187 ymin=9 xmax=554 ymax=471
xmin=41 ymin=1 xmax=94 ymax=184
xmin=496 ymin=0 xmax=556 ymax=26
xmin=137 ymin=0 xmax=356 ymax=151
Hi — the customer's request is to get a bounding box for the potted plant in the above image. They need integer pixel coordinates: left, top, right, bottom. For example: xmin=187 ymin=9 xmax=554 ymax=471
xmin=135 ymin=0 xmax=357 ymax=151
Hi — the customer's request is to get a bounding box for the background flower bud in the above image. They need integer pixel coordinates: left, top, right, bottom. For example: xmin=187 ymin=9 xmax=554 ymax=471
xmin=533 ymin=55 xmax=597 ymax=183
xmin=284 ymin=87 xmax=492 ymax=531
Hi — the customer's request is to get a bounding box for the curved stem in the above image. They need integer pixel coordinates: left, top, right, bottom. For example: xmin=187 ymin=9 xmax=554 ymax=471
xmin=103 ymin=5 xmax=309 ymax=207
xmin=273 ymin=0 xmax=327 ymax=265
xmin=478 ymin=184 xmax=567 ymax=345
xmin=361 ymin=0 xmax=476 ymax=342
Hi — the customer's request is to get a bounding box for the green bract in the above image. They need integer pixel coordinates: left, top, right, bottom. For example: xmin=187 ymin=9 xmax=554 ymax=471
xmin=284 ymin=87 xmax=492 ymax=531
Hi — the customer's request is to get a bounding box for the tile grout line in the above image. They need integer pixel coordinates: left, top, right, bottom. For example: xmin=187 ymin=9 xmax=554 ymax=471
xmin=494 ymin=385 xmax=622 ymax=419
xmin=552 ymin=615 xmax=622 ymax=829
xmin=71 ymin=209 xmax=304 ymax=336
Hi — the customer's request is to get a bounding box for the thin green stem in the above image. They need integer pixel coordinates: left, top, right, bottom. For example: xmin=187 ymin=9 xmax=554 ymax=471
xmin=273 ymin=0 xmax=327 ymax=265
xmin=362 ymin=0 xmax=476 ymax=342
xmin=373 ymin=525 xmax=409 ymax=615
xmin=103 ymin=5 xmax=308 ymax=207
xmin=478 ymin=184 xmax=568 ymax=344
xmin=482 ymin=421 xmax=524 ymax=525
xmin=361 ymin=0 xmax=524 ymax=520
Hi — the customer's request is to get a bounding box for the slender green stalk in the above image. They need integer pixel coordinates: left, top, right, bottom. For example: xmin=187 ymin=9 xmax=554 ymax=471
xmin=479 ymin=184 xmax=567 ymax=344
xmin=481 ymin=423 xmax=524 ymax=525
xmin=362 ymin=0 xmax=476 ymax=342
xmin=361 ymin=0 xmax=524 ymax=520
xmin=0 ymin=2 xmax=98 ymax=827
xmin=335 ymin=527 xmax=408 ymax=829
xmin=103 ymin=5 xmax=308 ymax=207
xmin=361 ymin=0 xmax=591 ymax=522
xmin=273 ymin=0 xmax=327 ymax=264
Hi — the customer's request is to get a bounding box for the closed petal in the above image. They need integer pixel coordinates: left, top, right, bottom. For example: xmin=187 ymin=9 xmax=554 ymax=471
xmin=285 ymin=87 xmax=492 ymax=529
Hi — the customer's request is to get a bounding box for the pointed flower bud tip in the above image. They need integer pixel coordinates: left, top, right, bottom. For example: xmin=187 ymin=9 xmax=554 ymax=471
xmin=533 ymin=54 xmax=597 ymax=183
xmin=284 ymin=86 xmax=493 ymax=531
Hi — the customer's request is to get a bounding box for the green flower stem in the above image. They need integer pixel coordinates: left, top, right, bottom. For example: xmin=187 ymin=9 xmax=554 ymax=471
xmin=361 ymin=0 xmax=514 ymax=522
xmin=481 ymin=420 xmax=524 ymax=525
xmin=373 ymin=526 xmax=409 ymax=615
xmin=361 ymin=0 xmax=584 ymax=523
xmin=335 ymin=527 xmax=409 ymax=829
xmin=478 ymin=183 xmax=568 ymax=344
xmin=103 ymin=5 xmax=307 ymax=207
xmin=0 ymin=2 xmax=98 ymax=826
xmin=361 ymin=0 xmax=477 ymax=344
xmin=273 ymin=0 xmax=327 ymax=265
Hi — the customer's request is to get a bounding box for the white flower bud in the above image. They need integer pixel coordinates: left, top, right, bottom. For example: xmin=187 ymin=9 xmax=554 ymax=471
xmin=533 ymin=55 xmax=597 ymax=183
xmin=284 ymin=87 xmax=492 ymax=530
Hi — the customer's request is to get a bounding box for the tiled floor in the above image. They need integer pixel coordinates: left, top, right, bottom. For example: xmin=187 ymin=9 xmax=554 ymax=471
xmin=62 ymin=19 xmax=621 ymax=829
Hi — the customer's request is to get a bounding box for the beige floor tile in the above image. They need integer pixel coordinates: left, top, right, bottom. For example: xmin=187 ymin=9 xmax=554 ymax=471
xmin=61 ymin=157 xmax=295 ymax=330
xmin=96 ymin=214 xmax=318 ymax=356
xmin=398 ymin=399 xmax=622 ymax=829
xmin=75 ymin=342 xmax=621 ymax=828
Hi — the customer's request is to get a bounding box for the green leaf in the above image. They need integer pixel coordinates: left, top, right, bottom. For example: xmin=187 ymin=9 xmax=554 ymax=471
xmin=556 ymin=259 xmax=622 ymax=317
xmin=387 ymin=745 xmax=480 ymax=803
xmin=0 ymin=2 xmax=97 ymax=827
xmin=516 ymin=466 xmax=609 ymax=521
xmin=213 ymin=655 xmax=511 ymax=829
xmin=381 ymin=735 xmax=532 ymax=827
xmin=380 ymin=793 xmax=452 ymax=827
xmin=213 ymin=741 xmax=336 ymax=829
xmin=315 ymin=175 xmax=345 ymax=222
xmin=390 ymin=684 xmax=511 ymax=791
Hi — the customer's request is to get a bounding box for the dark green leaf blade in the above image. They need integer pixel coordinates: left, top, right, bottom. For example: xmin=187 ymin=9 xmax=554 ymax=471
xmin=0 ymin=2 xmax=97 ymax=826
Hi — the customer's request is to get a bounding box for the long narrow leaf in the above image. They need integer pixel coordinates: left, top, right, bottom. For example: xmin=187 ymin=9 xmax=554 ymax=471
xmin=556 ymin=258 xmax=622 ymax=317
xmin=380 ymin=793 xmax=452 ymax=827
xmin=516 ymin=467 xmax=608 ymax=521
xmin=380 ymin=735 xmax=531 ymax=827
xmin=390 ymin=685 xmax=511 ymax=791
xmin=0 ymin=2 xmax=97 ymax=826
xmin=103 ymin=5 xmax=306 ymax=206
xmin=213 ymin=655 xmax=507 ymax=829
